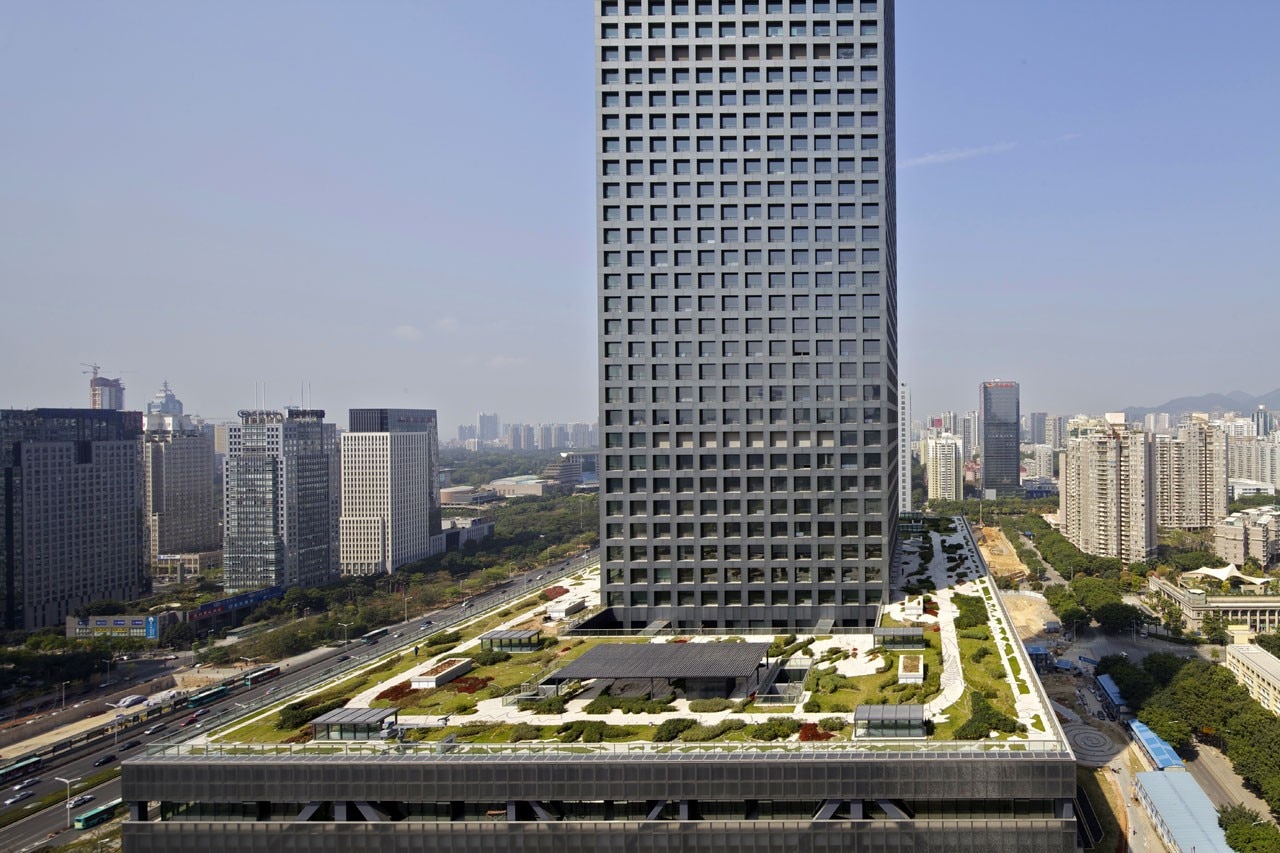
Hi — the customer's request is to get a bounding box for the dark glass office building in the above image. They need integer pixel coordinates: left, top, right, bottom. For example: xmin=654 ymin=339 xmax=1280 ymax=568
xmin=1 ymin=408 xmax=145 ymax=631
xmin=980 ymin=380 xmax=1021 ymax=497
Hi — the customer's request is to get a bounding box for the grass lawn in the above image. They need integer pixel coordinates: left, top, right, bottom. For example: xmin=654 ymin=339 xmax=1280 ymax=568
xmin=804 ymin=638 xmax=942 ymax=715
xmin=1078 ymin=765 xmax=1125 ymax=852
xmin=380 ymin=636 xmax=649 ymax=717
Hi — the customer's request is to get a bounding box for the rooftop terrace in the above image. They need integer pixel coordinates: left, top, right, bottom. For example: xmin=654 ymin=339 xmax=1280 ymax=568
xmin=188 ymin=518 xmax=1070 ymax=757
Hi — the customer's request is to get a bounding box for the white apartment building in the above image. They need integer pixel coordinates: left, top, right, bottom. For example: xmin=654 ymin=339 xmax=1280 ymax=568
xmin=1229 ymin=434 xmax=1280 ymax=490
xmin=925 ymin=435 xmax=962 ymax=503
xmin=339 ymin=409 xmax=440 ymax=576
xmin=1212 ymin=413 xmax=1257 ymax=439
xmin=1215 ymin=505 xmax=1280 ymax=567
xmin=1021 ymin=443 xmax=1055 ymax=480
xmin=1226 ymin=644 xmax=1280 ymax=716
xmin=1155 ymin=414 xmax=1228 ymax=530
xmin=1060 ymin=415 xmax=1155 ymax=563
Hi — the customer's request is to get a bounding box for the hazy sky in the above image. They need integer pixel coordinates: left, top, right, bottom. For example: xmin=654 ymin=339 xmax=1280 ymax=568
xmin=2 ymin=2 xmax=1277 ymax=434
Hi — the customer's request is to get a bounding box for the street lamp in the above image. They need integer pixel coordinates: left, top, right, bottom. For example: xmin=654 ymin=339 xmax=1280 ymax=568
xmin=338 ymin=622 xmax=351 ymax=646
xmin=101 ymin=657 xmax=113 ymax=683
xmin=114 ymin=713 xmax=123 ymax=746
xmin=61 ymin=680 xmax=70 ymax=711
xmin=240 ymin=656 xmax=257 ymax=668
xmin=56 ymin=776 xmax=81 ymax=829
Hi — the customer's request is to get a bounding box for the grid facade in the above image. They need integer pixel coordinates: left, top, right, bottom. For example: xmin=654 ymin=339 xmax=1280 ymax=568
xmin=340 ymin=408 xmax=440 ymax=576
xmin=0 ymin=409 xmax=145 ymax=631
xmin=223 ymin=409 xmax=339 ymax=593
xmin=142 ymin=430 xmax=219 ymax=562
xmin=121 ymin=752 xmax=1076 ymax=851
xmin=596 ymin=0 xmax=898 ymax=630
xmin=979 ymin=381 xmax=1020 ymax=498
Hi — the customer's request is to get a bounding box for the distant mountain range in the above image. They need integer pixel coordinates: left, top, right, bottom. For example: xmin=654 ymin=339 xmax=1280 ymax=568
xmin=1122 ymin=388 xmax=1280 ymax=419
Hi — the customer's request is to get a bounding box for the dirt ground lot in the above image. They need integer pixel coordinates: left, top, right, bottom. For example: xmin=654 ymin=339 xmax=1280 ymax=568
xmin=977 ymin=525 xmax=1028 ymax=579
xmin=999 ymin=591 xmax=1058 ymax=642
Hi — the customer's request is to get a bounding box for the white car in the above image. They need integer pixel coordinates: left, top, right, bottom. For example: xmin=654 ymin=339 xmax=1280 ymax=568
xmin=69 ymin=794 xmax=95 ymax=808
xmin=4 ymin=790 xmax=34 ymax=806
xmin=12 ymin=777 xmax=41 ymax=791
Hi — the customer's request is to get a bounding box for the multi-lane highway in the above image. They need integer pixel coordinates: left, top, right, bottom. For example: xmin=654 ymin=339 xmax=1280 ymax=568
xmin=0 ymin=550 xmax=598 ymax=851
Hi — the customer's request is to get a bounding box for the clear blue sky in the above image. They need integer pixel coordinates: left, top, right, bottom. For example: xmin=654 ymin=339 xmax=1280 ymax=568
xmin=2 ymin=2 xmax=1277 ymax=433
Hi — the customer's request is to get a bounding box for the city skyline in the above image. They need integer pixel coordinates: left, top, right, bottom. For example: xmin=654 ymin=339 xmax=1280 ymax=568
xmin=2 ymin=3 xmax=1278 ymax=426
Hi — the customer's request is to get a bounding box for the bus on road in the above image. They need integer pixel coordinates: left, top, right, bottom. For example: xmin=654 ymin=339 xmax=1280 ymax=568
xmin=0 ymin=755 xmax=41 ymax=785
xmin=185 ymin=685 xmax=230 ymax=708
xmin=74 ymin=798 xmax=123 ymax=830
xmin=360 ymin=627 xmax=388 ymax=645
xmin=243 ymin=665 xmax=281 ymax=687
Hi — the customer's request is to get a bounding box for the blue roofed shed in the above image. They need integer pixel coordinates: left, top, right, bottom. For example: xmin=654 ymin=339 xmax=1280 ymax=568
xmin=1128 ymin=720 xmax=1184 ymax=771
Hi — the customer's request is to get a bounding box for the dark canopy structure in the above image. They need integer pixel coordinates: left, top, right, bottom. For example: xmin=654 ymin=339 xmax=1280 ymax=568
xmin=547 ymin=642 xmax=771 ymax=699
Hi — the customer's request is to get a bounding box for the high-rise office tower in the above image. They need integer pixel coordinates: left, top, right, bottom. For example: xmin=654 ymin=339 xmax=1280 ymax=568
xmin=340 ymin=408 xmax=440 ymax=576
xmin=1154 ymin=414 xmax=1228 ymax=529
xmin=925 ymin=434 xmax=962 ymax=503
xmin=223 ymin=409 xmax=339 ymax=593
xmin=1027 ymin=411 xmax=1047 ymax=445
xmin=898 ymin=382 xmax=911 ymax=512
xmin=476 ymin=412 xmax=501 ymax=444
xmin=1254 ymin=405 xmax=1273 ymax=439
xmin=979 ymin=380 xmax=1021 ymax=497
xmin=597 ymin=0 xmax=897 ymax=630
xmin=1060 ymin=415 xmax=1155 ymax=563
xmin=139 ymin=381 xmax=218 ymax=573
xmin=142 ymin=429 xmax=219 ymax=566
xmin=1 ymin=409 xmax=145 ymax=630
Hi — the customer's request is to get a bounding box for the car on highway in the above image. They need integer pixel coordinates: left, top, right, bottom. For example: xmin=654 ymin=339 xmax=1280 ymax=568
xmin=122 ymin=739 xmax=143 ymax=750
xmin=179 ymin=716 xmax=200 ymax=728
xmin=143 ymin=723 xmax=167 ymax=735
xmin=68 ymin=794 xmax=95 ymax=808
xmin=193 ymin=708 xmax=210 ymax=718
xmin=419 ymin=620 xmax=432 ymax=630
xmin=4 ymin=790 xmax=35 ymax=806
xmin=93 ymin=754 xmax=117 ymax=767
xmin=336 ymin=654 xmax=350 ymax=662
xmin=12 ymin=777 xmax=41 ymax=791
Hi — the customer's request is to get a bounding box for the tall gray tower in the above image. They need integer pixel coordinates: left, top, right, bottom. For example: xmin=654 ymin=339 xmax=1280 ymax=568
xmin=596 ymin=0 xmax=897 ymax=630
xmin=223 ymin=409 xmax=339 ymax=593
xmin=980 ymin=380 xmax=1021 ymax=497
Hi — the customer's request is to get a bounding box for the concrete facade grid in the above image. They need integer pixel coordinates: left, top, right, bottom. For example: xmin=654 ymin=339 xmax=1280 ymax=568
xmin=596 ymin=0 xmax=898 ymax=630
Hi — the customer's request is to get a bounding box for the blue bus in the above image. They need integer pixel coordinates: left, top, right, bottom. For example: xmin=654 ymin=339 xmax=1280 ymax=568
xmin=0 ymin=755 xmax=41 ymax=785
xmin=74 ymin=798 xmax=123 ymax=830
xmin=186 ymin=685 xmax=230 ymax=708
xmin=360 ymin=628 xmax=388 ymax=645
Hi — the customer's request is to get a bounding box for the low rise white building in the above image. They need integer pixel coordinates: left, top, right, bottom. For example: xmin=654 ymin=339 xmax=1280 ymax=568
xmin=1226 ymin=644 xmax=1280 ymax=716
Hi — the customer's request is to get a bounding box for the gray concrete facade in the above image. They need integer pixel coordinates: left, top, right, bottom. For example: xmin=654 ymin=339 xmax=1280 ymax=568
xmin=122 ymin=752 xmax=1077 ymax=852
xmin=596 ymin=0 xmax=899 ymax=631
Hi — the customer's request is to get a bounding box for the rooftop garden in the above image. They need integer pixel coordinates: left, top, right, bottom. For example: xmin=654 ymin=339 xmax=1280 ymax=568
xmin=205 ymin=518 xmax=1051 ymax=750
